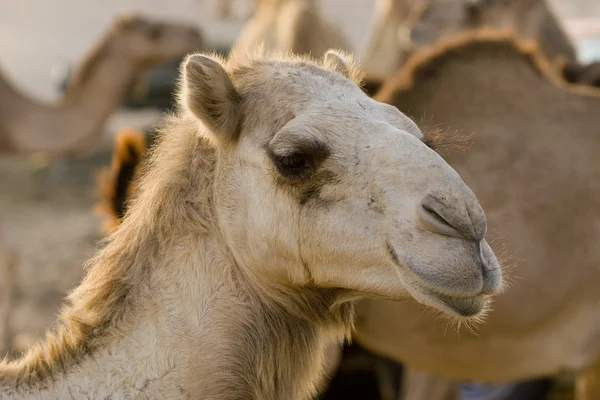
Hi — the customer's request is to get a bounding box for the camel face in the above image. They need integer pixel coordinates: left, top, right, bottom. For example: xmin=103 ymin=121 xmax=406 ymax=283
xmin=111 ymin=15 xmax=203 ymax=67
xmin=182 ymin=51 xmax=502 ymax=318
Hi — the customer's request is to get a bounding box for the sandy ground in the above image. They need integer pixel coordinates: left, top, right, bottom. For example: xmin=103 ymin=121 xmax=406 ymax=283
xmin=0 ymin=1 xmax=599 ymax=398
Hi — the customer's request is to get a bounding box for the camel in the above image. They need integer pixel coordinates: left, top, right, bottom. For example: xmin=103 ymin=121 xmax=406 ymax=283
xmin=351 ymin=29 xmax=600 ymax=400
xmin=362 ymin=0 xmax=577 ymax=79
xmin=230 ymin=0 xmax=351 ymax=61
xmin=0 ymin=14 xmax=203 ymax=156
xmin=0 ymin=48 xmax=503 ymax=399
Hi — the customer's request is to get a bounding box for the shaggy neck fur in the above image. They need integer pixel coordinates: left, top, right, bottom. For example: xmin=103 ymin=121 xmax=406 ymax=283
xmin=0 ymin=116 xmax=353 ymax=400
xmin=0 ymin=38 xmax=136 ymax=155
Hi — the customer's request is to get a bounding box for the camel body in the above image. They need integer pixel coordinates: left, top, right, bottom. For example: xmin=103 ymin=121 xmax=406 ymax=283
xmin=355 ymin=31 xmax=600 ymax=387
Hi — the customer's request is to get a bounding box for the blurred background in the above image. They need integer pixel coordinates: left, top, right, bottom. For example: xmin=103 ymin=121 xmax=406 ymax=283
xmin=1 ymin=0 xmax=598 ymax=100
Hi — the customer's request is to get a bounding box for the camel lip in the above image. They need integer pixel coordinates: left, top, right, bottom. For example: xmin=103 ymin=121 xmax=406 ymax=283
xmin=422 ymin=289 xmax=487 ymax=318
xmin=386 ymin=241 xmax=488 ymax=317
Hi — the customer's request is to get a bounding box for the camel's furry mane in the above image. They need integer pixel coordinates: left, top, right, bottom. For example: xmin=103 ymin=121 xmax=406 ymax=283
xmin=375 ymin=28 xmax=600 ymax=102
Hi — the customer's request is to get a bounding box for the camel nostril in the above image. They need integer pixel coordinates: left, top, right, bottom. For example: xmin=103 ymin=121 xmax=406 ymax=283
xmin=418 ymin=204 xmax=464 ymax=239
xmin=424 ymin=205 xmax=452 ymax=228
xmin=420 ymin=192 xmax=485 ymax=241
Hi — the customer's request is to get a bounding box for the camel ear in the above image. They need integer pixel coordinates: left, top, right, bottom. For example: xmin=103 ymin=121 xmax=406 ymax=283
xmin=324 ymin=50 xmax=351 ymax=78
xmin=182 ymin=54 xmax=241 ymax=142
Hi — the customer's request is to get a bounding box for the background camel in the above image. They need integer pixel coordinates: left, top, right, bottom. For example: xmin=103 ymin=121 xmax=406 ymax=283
xmin=0 ymin=48 xmax=504 ymax=399
xmin=231 ymin=0 xmax=351 ymax=60
xmin=0 ymin=14 xmax=203 ymax=156
xmin=362 ymin=0 xmax=577 ymax=79
xmin=351 ymin=30 xmax=600 ymax=400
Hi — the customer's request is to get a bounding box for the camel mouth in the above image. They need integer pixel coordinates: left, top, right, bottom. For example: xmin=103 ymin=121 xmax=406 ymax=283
xmin=386 ymin=241 xmax=489 ymax=318
xmin=420 ymin=289 xmax=487 ymax=318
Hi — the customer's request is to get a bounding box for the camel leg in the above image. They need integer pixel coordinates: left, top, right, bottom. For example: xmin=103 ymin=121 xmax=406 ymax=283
xmin=576 ymin=358 xmax=600 ymax=400
xmin=400 ymin=367 xmax=455 ymax=400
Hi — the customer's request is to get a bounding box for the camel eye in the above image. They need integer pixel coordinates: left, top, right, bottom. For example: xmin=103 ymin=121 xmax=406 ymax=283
xmin=271 ymin=152 xmax=313 ymax=180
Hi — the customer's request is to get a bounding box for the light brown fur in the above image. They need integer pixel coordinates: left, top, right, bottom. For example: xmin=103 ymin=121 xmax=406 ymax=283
xmin=0 ymin=14 xmax=202 ymax=156
xmin=356 ymin=30 xmax=600 ymax=399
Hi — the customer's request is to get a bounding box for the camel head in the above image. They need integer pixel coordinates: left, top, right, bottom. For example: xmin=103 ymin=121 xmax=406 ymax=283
xmin=180 ymin=50 xmax=503 ymax=318
xmin=412 ymin=0 xmax=549 ymax=47
xmin=109 ymin=14 xmax=204 ymax=67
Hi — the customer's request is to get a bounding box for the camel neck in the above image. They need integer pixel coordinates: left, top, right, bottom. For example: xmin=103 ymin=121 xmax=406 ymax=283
xmin=0 ymin=50 xmax=136 ymax=155
xmin=0 ymin=235 xmax=351 ymax=400
xmin=0 ymin=68 xmax=29 ymax=110
xmin=0 ymin=67 xmax=33 ymax=152
xmin=0 ymin=129 xmax=353 ymax=398
xmin=61 ymin=50 xmax=136 ymax=116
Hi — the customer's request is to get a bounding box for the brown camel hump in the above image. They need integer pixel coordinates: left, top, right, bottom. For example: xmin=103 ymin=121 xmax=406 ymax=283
xmin=376 ymin=28 xmax=600 ymax=103
xmin=376 ymin=29 xmax=549 ymax=101
xmin=94 ymin=128 xmax=147 ymax=234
